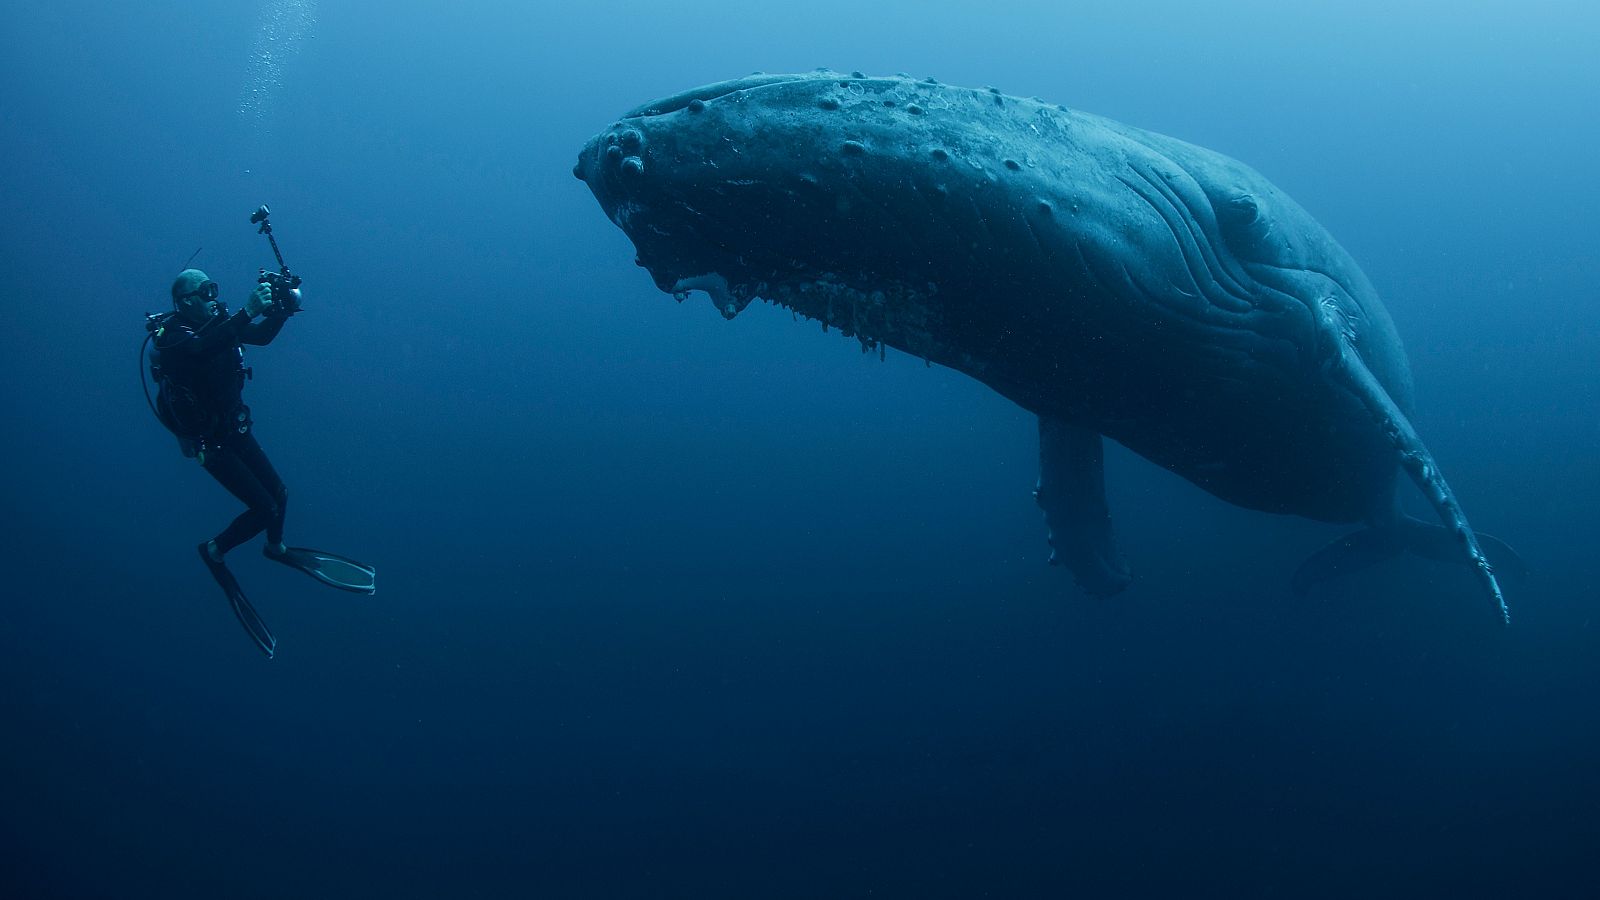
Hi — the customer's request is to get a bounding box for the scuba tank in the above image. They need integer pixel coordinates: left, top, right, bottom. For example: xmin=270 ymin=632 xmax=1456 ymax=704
xmin=142 ymin=311 xmax=202 ymax=457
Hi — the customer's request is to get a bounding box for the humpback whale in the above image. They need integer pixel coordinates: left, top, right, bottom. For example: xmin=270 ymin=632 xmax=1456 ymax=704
xmin=573 ymin=71 xmax=1519 ymax=621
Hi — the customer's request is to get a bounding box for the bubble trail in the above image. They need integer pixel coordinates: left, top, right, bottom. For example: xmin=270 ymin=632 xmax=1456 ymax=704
xmin=239 ymin=0 xmax=318 ymax=132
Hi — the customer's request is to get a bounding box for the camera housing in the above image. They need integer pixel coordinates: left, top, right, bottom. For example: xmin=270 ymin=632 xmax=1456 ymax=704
xmin=258 ymin=269 xmax=303 ymax=315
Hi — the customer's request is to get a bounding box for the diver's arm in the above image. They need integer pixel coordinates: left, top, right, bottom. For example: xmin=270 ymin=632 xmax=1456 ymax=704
xmin=165 ymin=309 xmax=253 ymax=357
xmin=236 ymin=282 xmax=278 ymax=345
xmin=241 ymin=313 xmax=289 ymax=346
xmin=166 ymin=282 xmax=274 ymax=355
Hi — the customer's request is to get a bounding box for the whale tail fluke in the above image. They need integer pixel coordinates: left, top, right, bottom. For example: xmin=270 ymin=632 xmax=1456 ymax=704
xmin=1292 ymin=516 xmax=1529 ymax=599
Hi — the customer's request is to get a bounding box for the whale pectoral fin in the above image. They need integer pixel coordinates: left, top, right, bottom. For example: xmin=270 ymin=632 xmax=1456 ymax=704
xmin=1035 ymin=416 xmax=1132 ymax=596
xmin=1291 ymin=528 xmax=1406 ymax=597
xmin=1292 ymin=516 xmax=1530 ymax=598
xmin=1392 ymin=515 xmax=1531 ymax=581
xmin=1313 ymin=301 xmax=1511 ymax=623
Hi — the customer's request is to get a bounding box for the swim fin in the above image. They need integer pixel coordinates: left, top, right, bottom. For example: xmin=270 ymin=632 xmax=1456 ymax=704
xmin=265 ymin=545 xmax=377 ymax=595
xmin=198 ymin=543 xmax=277 ymax=659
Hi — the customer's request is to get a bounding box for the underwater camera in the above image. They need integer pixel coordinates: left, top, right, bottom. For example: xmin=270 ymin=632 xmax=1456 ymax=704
xmin=251 ymin=204 xmax=303 ymax=314
xmin=258 ymin=268 xmax=304 ymax=313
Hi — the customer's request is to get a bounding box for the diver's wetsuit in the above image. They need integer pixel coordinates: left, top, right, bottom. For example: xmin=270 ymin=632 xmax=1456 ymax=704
xmin=155 ymin=306 xmax=291 ymax=555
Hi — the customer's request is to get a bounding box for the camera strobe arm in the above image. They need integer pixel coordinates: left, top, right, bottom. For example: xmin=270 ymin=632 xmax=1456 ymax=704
xmin=251 ymin=205 xmax=289 ymax=272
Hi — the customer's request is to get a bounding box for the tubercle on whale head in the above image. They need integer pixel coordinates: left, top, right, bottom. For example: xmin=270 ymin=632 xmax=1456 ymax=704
xmin=576 ymin=76 xmax=926 ymax=292
xmin=573 ymin=70 xmax=1067 ymax=360
xmin=574 ymin=70 xmax=1078 ymax=250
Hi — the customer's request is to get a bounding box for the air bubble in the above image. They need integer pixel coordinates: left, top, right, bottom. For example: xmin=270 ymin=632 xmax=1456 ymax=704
xmin=239 ymin=0 xmax=318 ymax=134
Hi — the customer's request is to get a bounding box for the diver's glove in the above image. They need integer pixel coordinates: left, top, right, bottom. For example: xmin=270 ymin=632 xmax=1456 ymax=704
xmin=243 ymin=282 xmax=274 ymax=318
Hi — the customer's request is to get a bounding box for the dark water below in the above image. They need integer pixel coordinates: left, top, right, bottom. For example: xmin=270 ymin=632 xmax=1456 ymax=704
xmin=2 ymin=2 xmax=1596 ymax=897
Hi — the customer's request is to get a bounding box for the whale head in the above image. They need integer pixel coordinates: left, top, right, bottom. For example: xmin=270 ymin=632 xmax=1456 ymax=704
xmin=573 ymin=71 xmax=1039 ymax=362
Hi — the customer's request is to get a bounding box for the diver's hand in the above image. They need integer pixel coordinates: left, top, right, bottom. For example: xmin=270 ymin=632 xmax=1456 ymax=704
xmin=244 ymin=282 xmax=274 ymax=317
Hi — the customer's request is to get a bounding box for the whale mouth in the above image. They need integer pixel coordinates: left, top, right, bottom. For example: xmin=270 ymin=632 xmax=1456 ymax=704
xmin=667 ymin=272 xmax=752 ymax=320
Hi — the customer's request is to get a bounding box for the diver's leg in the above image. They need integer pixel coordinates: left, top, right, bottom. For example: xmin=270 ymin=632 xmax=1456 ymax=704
xmin=201 ymin=438 xmax=281 ymax=555
xmin=230 ymin=431 xmax=287 ymax=547
xmin=1034 ymin=416 xmax=1132 ymax=596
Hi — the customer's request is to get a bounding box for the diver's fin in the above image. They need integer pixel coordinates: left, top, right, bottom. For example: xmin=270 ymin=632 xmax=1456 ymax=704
xmin=266 ymin=546 xmax=377 ymax=595
xmin=1311 ymin=300 xmax=1510 ymax=623
xmin=198 ymin=544 xmax=277 ymax=659
xmin=1035 ymin=416 xmax=1132 ymax=596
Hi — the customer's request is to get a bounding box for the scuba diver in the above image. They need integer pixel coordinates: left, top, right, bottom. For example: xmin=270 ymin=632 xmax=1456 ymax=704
xmin=142 ymin=208 xmax=375 ymax=659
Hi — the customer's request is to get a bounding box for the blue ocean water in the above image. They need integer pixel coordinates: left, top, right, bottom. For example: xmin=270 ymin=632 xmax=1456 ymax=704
xmin=2 ymin=1 xmax=1597 ymax=896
